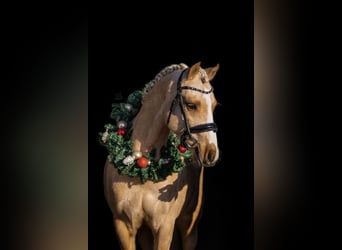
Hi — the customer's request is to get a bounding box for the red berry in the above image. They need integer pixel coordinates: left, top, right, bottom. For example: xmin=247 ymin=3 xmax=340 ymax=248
xmin=137 ymin=157 xmax=149 ymax=168
xmin=117 ymin=128 xmax=126 ymax=136
xmin=177 ymin=144 xmax=187 ymax=153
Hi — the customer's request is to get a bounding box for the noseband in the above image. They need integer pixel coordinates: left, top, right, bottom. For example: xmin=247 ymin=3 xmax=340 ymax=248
xmin=167 ymin=69 xmax=218 ymax=165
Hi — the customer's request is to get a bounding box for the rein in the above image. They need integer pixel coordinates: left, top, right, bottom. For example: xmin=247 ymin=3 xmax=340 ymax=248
xmin=167 ymin=69 xmax=218 ymax=166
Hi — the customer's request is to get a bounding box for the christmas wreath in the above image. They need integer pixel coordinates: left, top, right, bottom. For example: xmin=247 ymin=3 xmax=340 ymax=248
xmin=99 ymin=89 xmax=192 ymax=183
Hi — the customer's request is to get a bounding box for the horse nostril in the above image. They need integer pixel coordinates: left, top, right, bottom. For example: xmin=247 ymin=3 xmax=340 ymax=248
xmin=207 ymin=149 xmax=216 ymax=163
xmin=205 ymin=144 xmax=217 ymax=164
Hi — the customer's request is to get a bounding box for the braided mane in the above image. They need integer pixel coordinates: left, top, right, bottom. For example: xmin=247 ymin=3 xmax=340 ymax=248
xmin=143 ymin=63 xmax=188 ymax=95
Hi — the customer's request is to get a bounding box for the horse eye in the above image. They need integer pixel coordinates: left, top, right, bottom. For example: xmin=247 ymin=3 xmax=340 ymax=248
xmin=185 ymin=103 xmax=197 ymax=111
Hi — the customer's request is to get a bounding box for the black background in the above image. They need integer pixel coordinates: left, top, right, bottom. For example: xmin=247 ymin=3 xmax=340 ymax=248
xmin=89 ymin=2 xmax=253 ymax=250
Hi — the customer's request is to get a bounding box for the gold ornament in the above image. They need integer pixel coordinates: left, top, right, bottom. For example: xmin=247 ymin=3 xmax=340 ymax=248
xmin=132 ymin=151 xmax=142 ymax=159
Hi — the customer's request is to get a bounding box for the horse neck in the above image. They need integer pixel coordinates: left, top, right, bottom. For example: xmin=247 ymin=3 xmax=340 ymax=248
xmin=131 ymin=74 xmax=175 ymax=159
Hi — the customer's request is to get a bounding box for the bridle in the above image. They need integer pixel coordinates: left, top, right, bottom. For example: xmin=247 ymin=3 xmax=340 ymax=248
xmin=167 ymin=68 xmax=218 ymax=166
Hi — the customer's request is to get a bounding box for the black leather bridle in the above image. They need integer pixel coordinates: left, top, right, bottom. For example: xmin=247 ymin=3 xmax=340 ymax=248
xmin=167 ymin=68 xmax=218 ymax=166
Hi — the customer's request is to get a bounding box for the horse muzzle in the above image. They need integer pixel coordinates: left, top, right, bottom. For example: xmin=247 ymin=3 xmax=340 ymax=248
xmin=202 ymin=142 xmax=219 ymax=167
xmin=181 ymin=127 xmax=219 ymax=167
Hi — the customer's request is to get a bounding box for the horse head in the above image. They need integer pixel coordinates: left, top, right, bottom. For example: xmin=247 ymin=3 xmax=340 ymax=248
xmin=167 ymin=61 xmax=220 ymax=167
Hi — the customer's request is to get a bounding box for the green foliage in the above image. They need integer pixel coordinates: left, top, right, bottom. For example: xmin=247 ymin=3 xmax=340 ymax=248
xmin=99 ymin=89 xmax=192 ymax=183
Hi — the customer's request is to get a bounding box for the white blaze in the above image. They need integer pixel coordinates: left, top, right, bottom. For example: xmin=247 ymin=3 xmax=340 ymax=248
xmin=204 ymin=89 xmax=219 ymax=162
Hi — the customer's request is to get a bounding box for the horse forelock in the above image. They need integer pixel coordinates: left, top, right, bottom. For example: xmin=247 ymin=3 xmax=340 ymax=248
xmin=143 ymin=63 xmax=188 ymax=96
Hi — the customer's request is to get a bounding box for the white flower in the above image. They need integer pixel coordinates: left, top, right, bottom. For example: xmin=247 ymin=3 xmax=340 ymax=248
xmin=101 ymin=131 xmax=109 ymax=143
xmin=123 ymin=155 xmax=135 ymax=165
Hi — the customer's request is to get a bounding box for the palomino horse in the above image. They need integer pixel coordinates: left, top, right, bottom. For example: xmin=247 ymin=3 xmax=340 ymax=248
xmin=102 ymin=61 xmax=220 ymax=249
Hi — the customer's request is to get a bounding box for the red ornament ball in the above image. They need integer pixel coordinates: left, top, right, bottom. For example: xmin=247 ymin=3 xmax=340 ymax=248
xmin=137 ymin=157 xmax=149 ymax=168
xmin=177 ymin=144 xmax=187 ymax=153
xmin=117 ymin=128 xmax=126 ymax=136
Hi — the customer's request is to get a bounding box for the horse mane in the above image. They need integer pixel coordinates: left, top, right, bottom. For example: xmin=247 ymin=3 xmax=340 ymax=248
xmin=142 ymin=63 xmax=188 ymax=96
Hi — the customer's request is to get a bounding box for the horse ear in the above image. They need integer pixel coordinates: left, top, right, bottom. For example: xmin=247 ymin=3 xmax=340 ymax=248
xmin=187 ymin=61 xmax=202 ymax=80
xmin=205 ymin=63 xmax=220 ymax=81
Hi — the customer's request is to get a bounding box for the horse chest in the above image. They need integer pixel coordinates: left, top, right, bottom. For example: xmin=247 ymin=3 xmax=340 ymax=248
xmin=112 ymin=175 xmax=189 ymax=221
